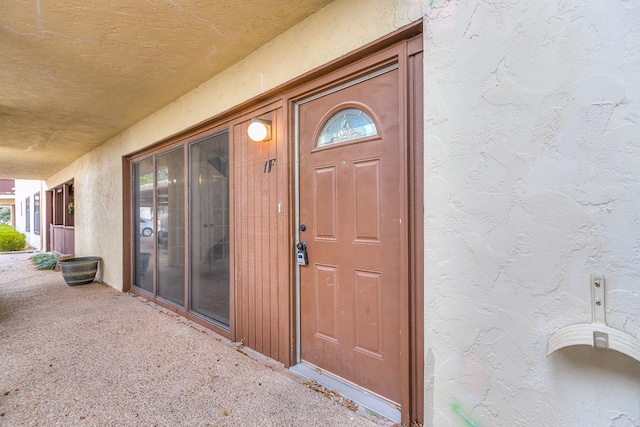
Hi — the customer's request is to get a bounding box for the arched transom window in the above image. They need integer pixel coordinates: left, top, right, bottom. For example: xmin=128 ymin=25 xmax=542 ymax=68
xmin=316 ymin=107 xmax=378 ymax=147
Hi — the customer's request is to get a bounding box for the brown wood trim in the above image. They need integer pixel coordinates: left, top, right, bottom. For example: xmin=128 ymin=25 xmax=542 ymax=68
xmin=397 ymin=38 xmax=412 ymax=427
xmin=122 ymin=156 xmax=132 ymax=292
xmin=227 ymin=127 xmax=237 ymax=344
xmin=285 ymin=46 xmax=403 ymax=104
xmin=279 ymin=103 xmax=294 ymax=368
xmin=280 ymin=99 xmax=296 ymax=369
xmin=408 ymin=34 xmax=425 ymax=425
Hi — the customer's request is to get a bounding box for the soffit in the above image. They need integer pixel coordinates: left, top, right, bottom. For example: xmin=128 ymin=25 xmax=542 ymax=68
xmin=0 ymin=0 xmax=332 ymax=179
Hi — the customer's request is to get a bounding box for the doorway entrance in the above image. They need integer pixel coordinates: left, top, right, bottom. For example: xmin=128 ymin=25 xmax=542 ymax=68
xmin=295 ymin=63 xmax=405 ymax=406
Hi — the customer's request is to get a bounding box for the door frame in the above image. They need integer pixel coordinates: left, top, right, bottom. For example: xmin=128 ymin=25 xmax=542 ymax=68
xmin=286 ymin=34 xmax=423 ymax=425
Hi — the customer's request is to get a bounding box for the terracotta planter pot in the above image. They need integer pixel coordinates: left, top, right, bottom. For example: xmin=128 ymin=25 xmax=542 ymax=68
xmin=58 ymin=256 xmax=101 ymax=286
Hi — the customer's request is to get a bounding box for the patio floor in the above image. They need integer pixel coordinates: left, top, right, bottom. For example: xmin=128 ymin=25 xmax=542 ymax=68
xmin=0 ymin=253 xmax=390 ymax=426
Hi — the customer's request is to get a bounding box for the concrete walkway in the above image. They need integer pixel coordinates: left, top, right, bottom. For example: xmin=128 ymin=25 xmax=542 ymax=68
xmin=0 ymin=253 xmax=389 ymax=426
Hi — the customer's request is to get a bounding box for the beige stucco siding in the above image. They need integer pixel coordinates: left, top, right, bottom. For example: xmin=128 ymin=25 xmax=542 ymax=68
xmin=423 ymin=1 xmax=640 ymax=426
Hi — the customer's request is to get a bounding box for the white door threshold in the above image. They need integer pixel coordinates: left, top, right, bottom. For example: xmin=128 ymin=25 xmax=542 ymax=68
xmin=289 ymin=362 xmax=401 ymax=424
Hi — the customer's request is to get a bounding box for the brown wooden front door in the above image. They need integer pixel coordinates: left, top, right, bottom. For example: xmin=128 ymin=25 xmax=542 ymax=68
xmin=298 ymin=65 xmax=404 ymax=404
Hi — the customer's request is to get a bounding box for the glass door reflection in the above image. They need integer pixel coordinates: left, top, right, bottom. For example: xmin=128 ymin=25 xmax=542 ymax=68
xmin=133 ymin=159 xmax=155 ymax=293
xmin=189 ymin=131 xmax=230 ymax=327
xmin=156 ymin=148 xmax=185 ymax=306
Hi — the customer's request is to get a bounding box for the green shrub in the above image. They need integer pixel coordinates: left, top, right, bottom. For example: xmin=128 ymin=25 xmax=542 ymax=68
xmin=0 ymin=225 xmax=26 ymax=252
xmin=30 ymin=252 xmax=59 ymax=270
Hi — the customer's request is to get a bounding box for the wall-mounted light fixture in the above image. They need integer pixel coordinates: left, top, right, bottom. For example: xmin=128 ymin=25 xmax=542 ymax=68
xmin=247 ymin=118 xmax=272 ymax=142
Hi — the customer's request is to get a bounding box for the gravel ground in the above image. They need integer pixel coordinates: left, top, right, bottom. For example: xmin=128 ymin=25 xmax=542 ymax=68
xmin=0 ymin=253 xmax=389 ymax=427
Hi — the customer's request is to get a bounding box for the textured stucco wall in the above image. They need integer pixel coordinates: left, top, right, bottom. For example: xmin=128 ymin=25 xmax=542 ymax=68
xmin=45 ymin=0 xmax=424 ymax=288
xmin=424 ymin=1 xmax=640 ymax=426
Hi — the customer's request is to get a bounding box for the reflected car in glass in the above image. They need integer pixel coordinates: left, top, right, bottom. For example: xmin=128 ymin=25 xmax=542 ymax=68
xmin=140 ymin=218 xmax=153 ymax=237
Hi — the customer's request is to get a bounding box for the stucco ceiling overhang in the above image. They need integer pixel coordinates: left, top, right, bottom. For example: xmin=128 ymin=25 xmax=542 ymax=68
xmin=0 ymin=0 xmax=332 ymax=180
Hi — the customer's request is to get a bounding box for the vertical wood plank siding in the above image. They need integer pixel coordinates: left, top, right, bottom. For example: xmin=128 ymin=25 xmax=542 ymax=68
xmin=234 ymin=109 xmax=290 ymax=364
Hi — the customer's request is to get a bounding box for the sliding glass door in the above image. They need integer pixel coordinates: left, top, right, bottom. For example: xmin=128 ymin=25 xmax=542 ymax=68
xmin=133 ymin=159 xmax=155 ymax=292
xmin=131 ymin=130 xmax=230 ymax=330
xmin=189 ymin=131 xmax=230 ymax=327
xmin=156 ymin=148 xmax=185 ymax=306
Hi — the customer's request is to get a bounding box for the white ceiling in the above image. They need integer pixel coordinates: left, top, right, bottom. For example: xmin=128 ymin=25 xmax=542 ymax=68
xmin=0 ymin=0 xmax=332 ymax=179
